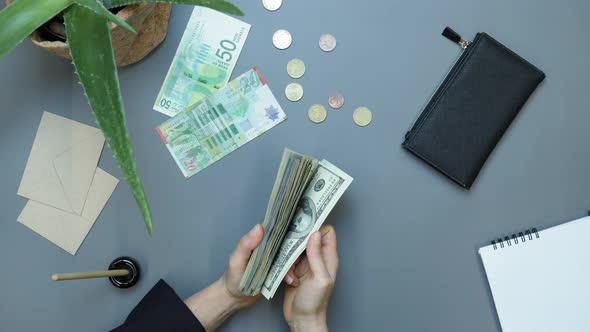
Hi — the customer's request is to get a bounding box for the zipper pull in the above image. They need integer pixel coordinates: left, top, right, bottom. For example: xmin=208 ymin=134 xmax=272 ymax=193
xmin=442 ymin=27 xmax=471 ymax=49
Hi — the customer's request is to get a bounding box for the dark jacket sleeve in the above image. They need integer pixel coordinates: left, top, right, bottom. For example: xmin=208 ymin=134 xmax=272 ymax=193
xmin=111 ymin=279 xmax=205 ymax=332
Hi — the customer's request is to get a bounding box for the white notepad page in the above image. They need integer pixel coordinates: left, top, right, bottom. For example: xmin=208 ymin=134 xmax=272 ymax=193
xmin=479 ymin=216 xmax=590 ymax=332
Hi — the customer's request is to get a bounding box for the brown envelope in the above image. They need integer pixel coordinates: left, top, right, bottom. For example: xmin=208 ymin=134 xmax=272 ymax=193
xmin=17 ymin=111 xmax=105 ymax=214
xmin=18 ymin=168 xmax=118 ymax=255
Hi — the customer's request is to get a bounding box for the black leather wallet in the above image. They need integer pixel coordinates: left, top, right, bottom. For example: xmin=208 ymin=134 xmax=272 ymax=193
xmin=402 ymin=27 xmax=545 ymax=189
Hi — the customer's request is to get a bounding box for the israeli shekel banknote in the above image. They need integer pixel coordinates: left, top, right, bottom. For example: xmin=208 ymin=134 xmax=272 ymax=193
xmin=261 ymin=160 xmax=353 ymax=299
xmin=153 ymin=7 xmax=250 ymax=117
xmin=156 ymin=68 xmax=287 ymax=178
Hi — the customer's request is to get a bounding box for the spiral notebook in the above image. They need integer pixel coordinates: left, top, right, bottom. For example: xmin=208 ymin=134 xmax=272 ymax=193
xmin=479 ymin=216 xmax=590 ymax=332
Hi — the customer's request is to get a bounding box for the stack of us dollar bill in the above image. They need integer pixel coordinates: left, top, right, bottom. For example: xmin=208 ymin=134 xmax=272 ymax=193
xmin=240 ymin=149 xmax=353 ymax=299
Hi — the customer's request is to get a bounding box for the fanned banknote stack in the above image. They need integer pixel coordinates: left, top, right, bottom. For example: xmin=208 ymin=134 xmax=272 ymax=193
xmin=153 ymin=7 xmax=251 ymax=117
xmin=157 ymin=68 xmax=287 ymax=177
xmin=240 ymin=149 xmax=353 ymax=299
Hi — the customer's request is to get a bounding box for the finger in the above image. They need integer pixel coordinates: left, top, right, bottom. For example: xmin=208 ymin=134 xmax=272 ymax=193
xmin=229 ymin=224 xmax=264 ymax=272
xmin=284 ymin=269 xmax=294 ymax=284
xmin=284 ymin=268 xmax=299 ymax=286
xmin=283 ymin=257 xmax=301 ymax=285
xmin=294 ymin=255 xmax=309 ymax=278
xmin=306 ymin=231 xmax=330 ymax=278
xmin=319 ymin=224 xmax=333 ymax=238
xmin=320 ymin=225 xmax=339 ymax=277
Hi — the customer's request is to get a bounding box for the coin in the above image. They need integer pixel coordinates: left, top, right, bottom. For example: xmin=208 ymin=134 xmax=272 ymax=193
xmin=353 ymin=107 xmax=372 ymax=126
xmin=319 ymin=34 xmax=337 ymax=52
xmin=287 ymin=59 xmax=306 ymax=79
xmin=285 ymin=83 xmax=304 ymax=102
xmin=273 ymin=29 xmax=292 ymax=50
xmin=308 ymin=104 xmax=327 ymax=123
xmin=262 ymin=0 xmax=282 ymax=11
xmin=328 ymin=92 xmax=344 ymax=109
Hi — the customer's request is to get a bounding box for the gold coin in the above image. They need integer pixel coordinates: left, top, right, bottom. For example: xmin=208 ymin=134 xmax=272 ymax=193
xmin=287 ymin=59 xmax=306 ymax=79
xmin=353 ymin=107 xmax=372 ymax=126
xmin=328 ymin=92 xmax=344 ymax=109
xmin=285 ymin=83 xmax=304 ymax=102
xmin=308 ymin=104 xmax=327 ymax=123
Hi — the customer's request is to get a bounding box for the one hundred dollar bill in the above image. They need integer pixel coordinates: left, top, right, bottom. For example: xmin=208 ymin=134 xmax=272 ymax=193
xmin=240 ymin=150 xmax=318 ymax=295
xmin=153 ymin=7 xmax=251 ymax=117
xmin=156 ymin=68 xmax=287 ymax=178
xmin=261 ymin=160 xmax=353 ymax=299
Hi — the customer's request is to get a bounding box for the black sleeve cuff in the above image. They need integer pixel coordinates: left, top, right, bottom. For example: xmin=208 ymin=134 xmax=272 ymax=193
xmin=111 ymin=279 xmax=205 ymax=332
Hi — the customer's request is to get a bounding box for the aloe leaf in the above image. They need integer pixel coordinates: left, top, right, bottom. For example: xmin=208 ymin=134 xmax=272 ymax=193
xmin=104 ymin=0 xmax=244 ymax=16
xmin=64 ymin=4 xmax=154 ymax=235
xmin=0 ymin=0 xmax=74 ymax=58
xmin=73 ymin=0 xmax=135 ymax=33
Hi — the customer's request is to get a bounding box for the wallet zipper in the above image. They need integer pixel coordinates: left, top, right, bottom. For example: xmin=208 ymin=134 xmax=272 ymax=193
xmin=405 ymin=28 xmax=478 ymax=141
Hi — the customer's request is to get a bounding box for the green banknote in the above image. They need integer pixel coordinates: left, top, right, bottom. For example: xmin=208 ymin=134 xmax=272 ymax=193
xmin=156 ymin=68 xmax=288 ymax=178
xmin=153 ymin=7 xmax=251 ymax=117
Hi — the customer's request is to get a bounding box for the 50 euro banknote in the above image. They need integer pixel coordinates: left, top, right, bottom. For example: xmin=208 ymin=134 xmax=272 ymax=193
xmin=153 ymin=7 xmax=251 ymax=117
xmin=156 ymin=68 xmax=287 ymax=178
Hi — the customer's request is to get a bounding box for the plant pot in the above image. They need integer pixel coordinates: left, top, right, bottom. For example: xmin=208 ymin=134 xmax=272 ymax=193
xmin=4 ymin=1 xmax=172 ymax=67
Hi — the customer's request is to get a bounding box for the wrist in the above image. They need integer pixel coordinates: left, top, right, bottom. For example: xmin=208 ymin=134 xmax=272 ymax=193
xmin=215 ymin=277 xmax=249 ymax=311
xmin=288 ymin=316 xmax=328 ymax=332
xmin=184 ymin=279 xmax=242 ymax=331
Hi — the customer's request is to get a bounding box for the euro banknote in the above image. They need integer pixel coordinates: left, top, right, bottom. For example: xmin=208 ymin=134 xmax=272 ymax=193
xmin=153 ymin=7 xmax=251 ymax=117
xmin=156 ymin=68 xmax=287 ymax=178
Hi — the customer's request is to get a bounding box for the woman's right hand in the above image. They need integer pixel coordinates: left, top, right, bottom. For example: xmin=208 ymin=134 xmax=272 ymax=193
xmin=282 ymin=225 xmax=339 ymax=332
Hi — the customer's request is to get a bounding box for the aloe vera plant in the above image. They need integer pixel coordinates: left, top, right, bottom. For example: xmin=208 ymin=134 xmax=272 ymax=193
xmin=0 ymin=0 xmax=243 ymax=235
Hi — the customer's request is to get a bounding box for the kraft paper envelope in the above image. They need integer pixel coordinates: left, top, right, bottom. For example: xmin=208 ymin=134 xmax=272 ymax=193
xmin=17 ymin=112 xmax=105 ymax=215
xmin=18 ymin=168 xmax=119 ymax=255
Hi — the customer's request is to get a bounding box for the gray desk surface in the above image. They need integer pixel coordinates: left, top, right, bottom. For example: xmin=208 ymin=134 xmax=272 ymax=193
xmin=1 ymin=0 xmax=590 ymax=331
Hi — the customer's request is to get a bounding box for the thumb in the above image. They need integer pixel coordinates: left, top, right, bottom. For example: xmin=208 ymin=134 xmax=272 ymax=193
xmin=230 ymin=224 xmax=264 ymax=272
xmin=305 ymin=231 xmax=329 ymax=278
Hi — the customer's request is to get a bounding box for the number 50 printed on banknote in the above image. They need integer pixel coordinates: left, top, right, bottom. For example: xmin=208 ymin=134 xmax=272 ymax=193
xmin=153 ymin=7 xmax=251 ymax=117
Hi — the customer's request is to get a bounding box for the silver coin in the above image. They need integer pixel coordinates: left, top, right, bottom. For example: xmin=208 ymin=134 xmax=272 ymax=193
xmin=273 ymin=29 xmax=292 ymax=50
xmin=353 ymin=107 xmax=372 ymax=127
xmin=328 ymin=92 xmax=344 ymax=109
xmin=319 ymin=34 xmax=337 ymax=52
xmin=285 ymin=83 xmax=304 ymax=102
xmin=262 ymin=0 xmax=282 ymax=11
xmin=308 ymin=104 xmax=328 ymax=123
xmin=287 ymin=58 xmax=306 ymax=79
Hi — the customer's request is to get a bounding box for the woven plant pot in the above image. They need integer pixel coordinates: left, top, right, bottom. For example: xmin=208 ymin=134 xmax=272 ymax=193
xmin=4 ymin=1 xmax=172 ymax=67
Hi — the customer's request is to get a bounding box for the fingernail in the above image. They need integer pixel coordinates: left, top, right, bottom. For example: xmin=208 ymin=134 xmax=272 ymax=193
xmin=248 ymin=224 xmax=259 ymax=237
xmin=285 ymin=275 xmax=293 ymax=284
xmin=314 ymin=231 xmax=321 ymax=243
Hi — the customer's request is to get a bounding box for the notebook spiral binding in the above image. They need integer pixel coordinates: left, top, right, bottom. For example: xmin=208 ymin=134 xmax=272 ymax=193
xmin=491 ymin=228 xmax=540 ymax=250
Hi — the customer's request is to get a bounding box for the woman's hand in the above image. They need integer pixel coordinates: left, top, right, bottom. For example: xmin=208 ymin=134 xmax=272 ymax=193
xmin=185 ymin=224 xmax=264 ymax=331
xmin=283 ymin=225 xmax=338 ymax=332
xmin=221 ymin=223 xmax=265 ymax=308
